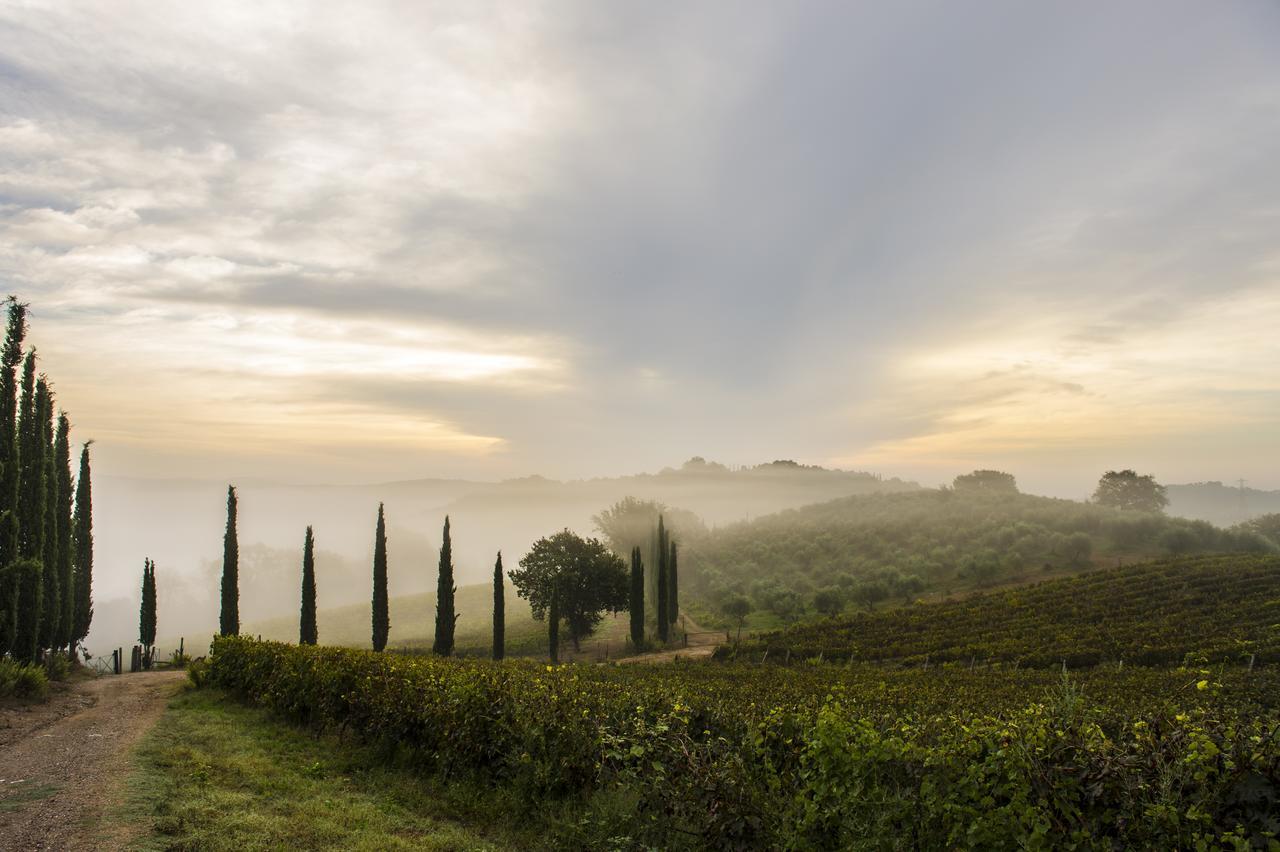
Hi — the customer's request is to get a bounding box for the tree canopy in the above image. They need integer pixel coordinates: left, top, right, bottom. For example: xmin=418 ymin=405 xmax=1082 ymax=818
xmin=953 ymin=470 xmax=1018 ymax=494
xmin=1092 ymin=470 xmax=1169 ymax=513
xmin=510 ymin=530 xmax=628 ymax=651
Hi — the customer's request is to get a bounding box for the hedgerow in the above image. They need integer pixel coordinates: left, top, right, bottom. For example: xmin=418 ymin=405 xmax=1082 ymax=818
xmin=206 ymin=636 xmax=1280 ymax=849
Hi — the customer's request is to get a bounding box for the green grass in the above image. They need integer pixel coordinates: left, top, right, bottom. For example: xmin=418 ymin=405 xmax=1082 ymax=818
xmin=245 ymin=583 xmax=649 ymax=662
xmin=122 ymin=686 xmax=515 ymax=851
xmin=244 ymin=583 xmax=546 ymax=657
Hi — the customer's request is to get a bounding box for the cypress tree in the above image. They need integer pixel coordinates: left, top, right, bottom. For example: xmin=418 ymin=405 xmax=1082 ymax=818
xmin=0 ymin=298 xmax=26 ymax=657
xmin=139 ymin=558 xmax=156 ymax=657
xmin=71 ymin=442 xmax=93 ymax=656
xmin=655 ymin=515 xmax=669 ymax=643
xmin=432 ymin=515 xmax=456 ymax=656
xmin=668 ymin=539 xmax=679 ymax=626
xmin=54 ymin=413 xmax=73 ymax=652
xmin=629 ymin=546 xmax=644 ymax=650
xmin=547 ymin=591 xmax=559 ymax=664
xmin=299 ymin=526 xmax=317 ymax=645
xmin=37 ymin=377 xmax=58 ymax=652
xmin=219 ymin=485 xmax=238 ymax=637
xmin=11 ymin=558 xmax=41 ymax=662
xmin=13 ymin=352 xmax=44 ymax=661
xmin=371 ymin=503 xmax=389 ymax=652
xmin=492 ymin=551 xmax=504 ymax=661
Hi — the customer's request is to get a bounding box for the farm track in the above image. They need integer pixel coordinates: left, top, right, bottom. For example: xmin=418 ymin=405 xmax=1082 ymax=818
xmin=0 ymin=669 xmax=184 ymax=851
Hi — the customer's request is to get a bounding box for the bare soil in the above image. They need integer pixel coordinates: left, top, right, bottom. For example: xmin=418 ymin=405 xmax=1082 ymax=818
xmin=0 ymin=669 xmax=184 ymax=851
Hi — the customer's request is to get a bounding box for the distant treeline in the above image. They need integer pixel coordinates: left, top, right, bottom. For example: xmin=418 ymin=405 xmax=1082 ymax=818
xmin=0 ymin=297 xmax=94 ymax=665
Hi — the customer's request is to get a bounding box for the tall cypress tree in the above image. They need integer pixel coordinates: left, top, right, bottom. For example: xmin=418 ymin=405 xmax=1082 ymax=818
xmin=13 ymin=352 xmax=44 ymax=661
xmin=54 ymin=413 xmax=73 ymax=652
xmin=36 ymin=377 xmax=58 ymax=652
xmin=299 ymin=526 xmax=317 ymax=645
xmin=668 ymin=539 xmax=679 ymax=626
xmin=219 ymin=485 xmax=239 ymax=637
xmin=655 ymin=515 xmax=669 ymax=643
xmin=492 ymin=551 xmax=504 ymax=661
xmin=139 ymin=558 xmax=156 ymax=656
xmin=629 ymin=546 xmax=644 ymax=650
xmin=371 ymin=503 xmax=389 ymax=652
xmin=0 ymin=298 xmax=26 ymax=657
xmin=432 ymin=515 xmax=456 ymax=656
xmin=70 ymin=442 xmax=93 ymax=656
xmin=547 ymin=591 xmax=559 ymax=664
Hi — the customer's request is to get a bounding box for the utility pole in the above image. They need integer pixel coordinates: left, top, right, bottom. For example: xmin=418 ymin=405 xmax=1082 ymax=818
xmin=1237 ymin=478 xmax=1248 ymax=521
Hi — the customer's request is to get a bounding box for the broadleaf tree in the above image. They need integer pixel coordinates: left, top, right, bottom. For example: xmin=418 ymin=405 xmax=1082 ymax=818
xmin=510 ymin=529 xmax=628 ymax=652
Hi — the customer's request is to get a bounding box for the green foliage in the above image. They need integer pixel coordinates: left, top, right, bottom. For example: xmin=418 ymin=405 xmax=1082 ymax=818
xmin=205 ymin=636 xmax=1280 ymax=849
xmin=668 ymin=538 xmax=679 ymax=624
xmin=1093 ymin=469 xmax=1170 ymax=513
xmin=812 ymin=586 xmax=845 ymax=617
xmin=953 ymin=468 xmax=1018 ymax=493
xmin=219 ymin=484 xmax=238 ymax=637
xmin=735 ymin=555 xmax=1280 ymax=667
xmin=11 ymin=557 xmax=42 ymax=663
xmin=547 ymin=593 xmax=559 ymax=664
xmin=371 ymin=503 xmax=389 ymax=652
xmin=139 ymin=557 xmax=157 ymax=650
xmin=433 ymin=515 xmax=456 ymax=657
xmin=591 ymin=496 xmax=704 ymax=559
xmin=0 ymin=297 xmax=25 ymax=658
xmin=42 ymin=649 xmax=69 ymax=681
xmin=299 ymin=526 xmax=317 ymax=646
xmin=71 ymin=442 xmax=93 ymax=652
xmin=0 ymin=656 xmax=47 ymax=699
xmin=53 ymin=413 xmax=72 ymax=650
xmin=492 ymin=551 xmax=504 ymax=661
xmin=36 ymin=376 xmax=57 ymax=652
xmin=510 ymin=530 xmax=629 ymax=651
xmin=685 ymin=489 xmax=1267 ymax=612
xmin=629 ymin=546 xmax=644 ymax=650
xmin=656 ymin=516 xmax=669 ymax=642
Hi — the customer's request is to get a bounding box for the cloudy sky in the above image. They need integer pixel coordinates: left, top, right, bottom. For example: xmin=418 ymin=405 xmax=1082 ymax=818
xmin=2 ymin=1 xmax=1278 ymax=497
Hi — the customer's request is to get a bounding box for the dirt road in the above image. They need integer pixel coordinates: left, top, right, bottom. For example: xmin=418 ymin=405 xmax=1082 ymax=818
xmin=0 ymin=669 xmax=185 ymax=851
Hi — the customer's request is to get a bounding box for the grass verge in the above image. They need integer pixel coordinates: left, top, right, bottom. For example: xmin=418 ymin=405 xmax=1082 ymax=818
xmin=121 ymin=686 xmax=520 ymax=851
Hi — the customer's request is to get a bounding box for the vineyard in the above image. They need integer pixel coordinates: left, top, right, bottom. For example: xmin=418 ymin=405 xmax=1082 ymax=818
xmin=725 ymin=554 xmax=1280 ymax=667
xmin=203 ymin=636 xmax=1280 ymax=849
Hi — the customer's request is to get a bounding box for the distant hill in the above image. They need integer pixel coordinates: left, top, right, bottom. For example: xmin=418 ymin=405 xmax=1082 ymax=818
xmin=686 ymin=488 xmax=1275 ymax=623
xmin=1167 ymin=481 xmax=1280 ymax=527
xmin=727 ymin=554 xmax=1280 ymax=667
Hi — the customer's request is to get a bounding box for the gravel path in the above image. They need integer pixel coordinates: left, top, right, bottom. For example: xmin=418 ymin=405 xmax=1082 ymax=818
xmin=0 ymin=669 xmax=185 ymax=851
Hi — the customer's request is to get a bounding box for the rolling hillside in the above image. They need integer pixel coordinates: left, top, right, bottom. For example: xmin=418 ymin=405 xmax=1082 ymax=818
xmin=687 ymin=489 xmax=1276 ymax=621
xmin=727 ymin=554 xmax=1280 ymax=667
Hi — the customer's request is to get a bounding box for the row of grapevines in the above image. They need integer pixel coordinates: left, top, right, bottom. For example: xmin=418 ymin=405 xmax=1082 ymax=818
xmin=727 ymin=554 xmax=1280 ymax=667
xmin=206 ymin=636 xmax=1280 ymax=849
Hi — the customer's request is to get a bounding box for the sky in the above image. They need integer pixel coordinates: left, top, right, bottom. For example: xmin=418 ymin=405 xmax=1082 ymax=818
xmin=2 ymin=0 xmax=1278 ymax=498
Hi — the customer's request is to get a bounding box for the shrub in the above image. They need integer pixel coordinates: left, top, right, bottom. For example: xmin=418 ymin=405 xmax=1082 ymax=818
xmin=43 ymin=652 xmax=70 ymax=681
xmin=0 ymin=658 xmax=49 ymax=699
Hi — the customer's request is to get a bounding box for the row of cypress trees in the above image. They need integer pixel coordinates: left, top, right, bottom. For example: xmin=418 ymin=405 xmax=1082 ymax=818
xmin=628 ymin=515 xmax=680 ymax=649
xmin=216 ymin=500 xmax=684 ymax=661
xmin=0 ymin=298 xmax=94 ymax=664
xmin=217 ymin=498 xmax=511 ymax=660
